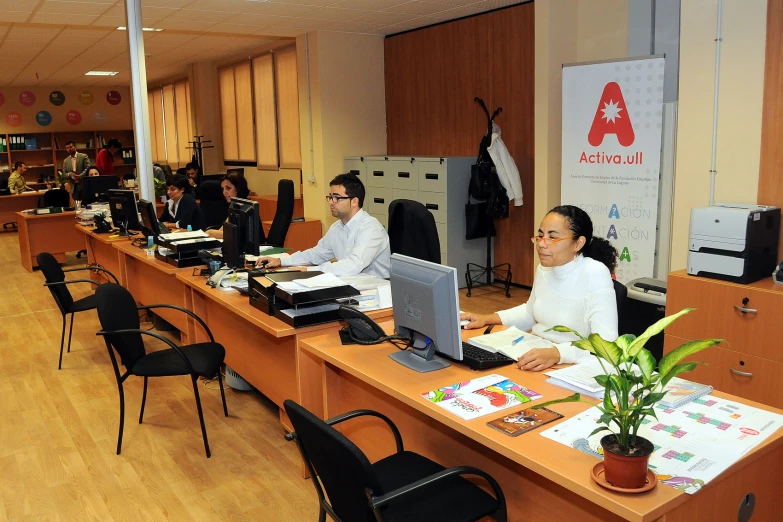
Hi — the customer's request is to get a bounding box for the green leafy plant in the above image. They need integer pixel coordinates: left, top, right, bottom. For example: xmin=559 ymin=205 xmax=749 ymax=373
xmin=55 ymin=170 xmax=68 ymax=187
xmin=532 ymin=308 xmax=723 ymax=450
xmin=154 ymin=177 xmax=167 ymax=197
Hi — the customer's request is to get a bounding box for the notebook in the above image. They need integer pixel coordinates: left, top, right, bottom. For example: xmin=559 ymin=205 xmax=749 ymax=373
xmin=466 ymin=327 xmax=553 ymax=360
xmin=659 ymin=377 xmax=714 ymax=408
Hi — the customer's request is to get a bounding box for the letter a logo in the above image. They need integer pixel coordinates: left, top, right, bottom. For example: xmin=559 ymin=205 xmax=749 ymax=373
xmin=588 ymin=82 xmax=635 ymax=147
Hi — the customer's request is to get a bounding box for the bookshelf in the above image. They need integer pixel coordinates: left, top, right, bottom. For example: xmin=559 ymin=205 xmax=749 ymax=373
xmin=1 ymin=129 xmax=137 ymax=183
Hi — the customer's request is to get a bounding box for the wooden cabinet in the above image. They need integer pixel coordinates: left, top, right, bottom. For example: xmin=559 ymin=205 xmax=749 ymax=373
xmin=665 ymin=269 xmax=783 ymax=408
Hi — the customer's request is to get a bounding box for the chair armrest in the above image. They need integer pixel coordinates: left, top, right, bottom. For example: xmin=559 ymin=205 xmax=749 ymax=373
xmin=45 ymin=279 xmax=100 ymax=287
xmin=136 ymin=304 xmax=215 ymax=343
xmin=63 ymin=265 xmax=119 ymax=284
xmin=285 ymin=409 xmax=404 ymax=453
xmin=96 ymin=328 xmax=195 ymax=374
xmin=367 ymin=465 xmax=506 ymax=512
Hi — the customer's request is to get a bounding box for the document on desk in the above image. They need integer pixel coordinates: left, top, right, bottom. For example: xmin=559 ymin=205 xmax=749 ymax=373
xmin=159 ymin=230 xmax=207 ymax=241
xmin=543 ymin=358 xmax=619 ymax=395
xmin=540 ymin=398 xmax=783 ymax=494
xmin=278 ymin=302 xmax=340 ymax=317
xmin=421 ymin=374 xmax=543 ymax=421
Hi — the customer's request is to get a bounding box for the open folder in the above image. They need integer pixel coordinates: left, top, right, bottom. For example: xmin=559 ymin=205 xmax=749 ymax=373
xmin=466 ymin=327 xmax=553 ymax=360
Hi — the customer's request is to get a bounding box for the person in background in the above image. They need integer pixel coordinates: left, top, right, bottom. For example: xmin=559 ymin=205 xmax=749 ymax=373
xmin=94 ymin=138 xmax=121 ymax=177
xmin=185 ymin=162 xmax=201 ymax=198
xmin=159 ymin=174 xmax=203 ymax=231
xmin=152 ymin=164 xmax=166 ymax=182
xmin=254 ymin=173 xmax=390 ymax=278
xmin=460 ymin=205 xmax=619 ymax=372
xmin=7 ymin=162 xmax=31 ymax=194
xmin=86 ymin=166 xmax=101 ymax=177
xmin=62 ymin=141 xmax=90 ymax=197
xmin=205 ymin=172 xmax=249 ymax=239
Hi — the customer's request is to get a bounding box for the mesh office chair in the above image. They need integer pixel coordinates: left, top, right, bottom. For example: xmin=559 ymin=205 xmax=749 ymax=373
xmin=37 ymin=252 xmax=118 ymax=369
xmin=265 ymin=179 xmax=295 ymax=247
xmin=284 ymin=400 xmax=507 ymax=522
xmin=388 ymin=199 xmax=441 ymax=264
xmin=199 ymin=180 xmax=229 ymax=230
xmin=95 ymin=283 xmax=228 ymax=457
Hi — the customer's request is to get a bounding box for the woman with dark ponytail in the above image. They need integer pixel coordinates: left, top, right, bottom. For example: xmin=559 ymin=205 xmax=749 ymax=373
xmin=461 ymin=205 xmax=619 ymax=371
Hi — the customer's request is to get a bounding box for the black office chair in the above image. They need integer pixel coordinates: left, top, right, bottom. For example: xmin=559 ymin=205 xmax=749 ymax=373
xmin=388 ymin=199 xmax=441 ymax=264
xmin=284 ymin=400 xmax=507 ymax=522
xmin=200 ymin=174 xmax=224 ymax=183
xmin=41 ymin=188 xmax=71 ymax=208
xmin=199 ymin=180 xmax=229 ymax=230
xmin=95 ymin=283 xmax=228 ymax=457
xmin=613 ymin=279 xmax=628 ymax=335
xmin=265 ymin=179 xmax=295 ymax=247
xmin=37 ymin=252 xmax=119 ymax=369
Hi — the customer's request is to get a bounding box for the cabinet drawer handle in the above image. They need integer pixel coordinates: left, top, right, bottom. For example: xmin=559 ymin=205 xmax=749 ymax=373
xmin=425 ymin=173 xmax=438 ymax=180
xmin=730 ymin=368 xmax=753 ymax=378
xmin=425 ymin=203 xmax=439 ymax=210
xmin=373 ymin=198 xmax=384 ymax=204
xmin=373 ymin=171 xmax=384 ymax=177
xmin=733 ymin=305 xmax=758 ymax=314
xmin=397 ymin=171 xmax=410 ymax=178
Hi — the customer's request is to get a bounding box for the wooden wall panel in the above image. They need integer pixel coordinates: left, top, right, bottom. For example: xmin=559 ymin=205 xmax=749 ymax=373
xmin=385 ymin=2 xmax=535 ymax=285
xmin=757 ymin=0 xmax=783 ymax=261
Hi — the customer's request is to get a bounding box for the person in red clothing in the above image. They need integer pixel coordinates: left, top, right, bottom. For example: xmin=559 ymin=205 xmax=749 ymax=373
xmin=94 ymin=138 xmax=122 ymax=177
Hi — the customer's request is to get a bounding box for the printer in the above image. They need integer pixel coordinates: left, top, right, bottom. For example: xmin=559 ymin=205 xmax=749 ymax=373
xmin=688 ymin=204 xmax=780 ymax=284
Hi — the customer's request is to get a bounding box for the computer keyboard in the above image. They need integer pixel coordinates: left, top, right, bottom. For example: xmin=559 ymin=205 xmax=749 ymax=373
xmin=459 ymin=342 xmax=516 ymax=371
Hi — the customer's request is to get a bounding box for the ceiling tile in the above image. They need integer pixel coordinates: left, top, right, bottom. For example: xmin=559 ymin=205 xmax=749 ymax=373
xmin=349 ymin=11 xmax=416 ymax=24
xmin=264 ymin=0 xmax=342 ymax=6
xmin=331 ymin=0 xmax=407 ymax=9
xmin=181 ymin=0 xmax=252 ymax=13
xmin=152 ymin=19 xmax=218 ymax=31
xmin=430 ymin=4 xmax=484 ymax=19
xmin=475 ymin=0 xmax=527 ymax=9
xmin=164 ymin=9 xmax=236 ymax=23
xmin=58 ymin=27 xmax=114 ymax=39
xmin=0 ymin=0 xmax=38 ymax=12
xmin=384 ymin=1 xmax=455 ymax=16
xmin=326 ymin=20 xmax=388 ymax=34
xmin=140 ymin=6 xmax=181 ymax=21
xmin=38 ymin=1 xmax=114 ymax=15
xmin=91 ymin=15 xmax=126 ymax=27
xmin=0 ymin=12 xmax=33 ymax=23
xmin=222 ymin=13 xmax=282 ymax=28
xmin=203 ymin=23 xmax=275 ymax=35
xmin=250 ymin=27 xmax=301 ymax=38
xmin=299 ymin=7 xmax=369 ymax=21
xmin=141 ymin=0 xmax=192 ymax=8
xmin=246 ymin=2 xmax=318 ymax=17
xmin=271 ymin=17 xmax=335 ymax=30
xmin=31 ymin=12 xmax=101 ymax=25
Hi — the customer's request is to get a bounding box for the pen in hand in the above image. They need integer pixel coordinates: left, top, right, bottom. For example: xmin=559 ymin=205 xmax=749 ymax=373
xmin=511 ymin=335 xmax=525 ymax=346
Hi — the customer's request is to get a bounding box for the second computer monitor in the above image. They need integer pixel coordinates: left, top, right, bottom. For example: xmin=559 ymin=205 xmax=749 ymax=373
xmin=227 ymin=197 xmax=262 ymax=256
xmin=108 ymin=189 xmax=140 ymax=235
xmin=138 ymin=198 xmax=161 ymax=237
xmin=81 ymin=175 xmax=118 ymax=205
xmin=389 ymin=253 xmax=462 ymax=372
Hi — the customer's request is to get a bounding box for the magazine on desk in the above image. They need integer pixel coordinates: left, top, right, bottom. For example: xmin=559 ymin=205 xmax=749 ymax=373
xmin=421 ymin=374 xmax=543 ymax=421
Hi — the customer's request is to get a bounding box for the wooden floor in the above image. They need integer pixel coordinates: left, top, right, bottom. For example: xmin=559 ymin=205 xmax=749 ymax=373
xmin=0 ymin=230 xmax=528 ymax=521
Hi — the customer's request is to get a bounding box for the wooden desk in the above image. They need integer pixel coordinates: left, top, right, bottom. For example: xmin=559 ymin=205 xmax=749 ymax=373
xmin=75 ymin=224 xmax=129 ymax=282
xmin=250 ymin=194 xmax=304 ymax=221
xmin=177 ymin=270 xmax=393 ymax=426
xmin=0 ymin=191 xmax=45 ymax=228
xmin=298 ymin=326 xmax=783 ymax=522
xmin=262 ymin=218 xmax=321 ymax=252
xmin=16 ymin=210 xmax=83 ymax=271
xmin=113 ymin=241 xmax=193 ymax=341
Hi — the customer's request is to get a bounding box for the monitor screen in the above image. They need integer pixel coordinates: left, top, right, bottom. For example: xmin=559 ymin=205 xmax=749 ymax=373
xmin=227 ymin=197 xmax=262 ymax=261
xmin=108 ymin=189 xmax=140 ymax=231
xmin=138 ymin=198 xmax=160 ymax=237
xmin=81 ymin=175 xmax=118 ymax=205
xmin=389 ymin=253 xmax=461 ymax=372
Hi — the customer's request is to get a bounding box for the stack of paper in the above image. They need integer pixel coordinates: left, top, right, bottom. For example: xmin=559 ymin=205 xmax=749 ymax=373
xmin=467 ymin=327 xmax=553 ymax=360
xmin=544 ymin=358 xmax=617 ymax=399
xmin=276 ymin=273 xmax=350 ymax=293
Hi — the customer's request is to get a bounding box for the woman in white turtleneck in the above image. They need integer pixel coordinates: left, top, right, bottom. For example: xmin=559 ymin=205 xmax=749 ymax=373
xmin=461 ymin=205 xmax=619 ymax=372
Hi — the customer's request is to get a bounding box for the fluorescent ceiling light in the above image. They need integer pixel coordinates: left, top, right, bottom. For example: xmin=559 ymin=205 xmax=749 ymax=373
xmin=117 ymin=26 xmax=163 ymax=32
xmin=85 ymin=71 xmax=119 ymax=76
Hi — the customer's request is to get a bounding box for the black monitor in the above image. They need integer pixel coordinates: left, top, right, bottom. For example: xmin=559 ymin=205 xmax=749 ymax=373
xmin=81 ymin=175 xmax=119 ymax=205
xmin=138 ymin=198 xmax=161 ymax=238
xmin=225 ymin=198 xmax=262 ymax=267
xmin=108 ymin=189 xmax=140 ymax=236
xmin=389 ymin=253 xmax=462 ymax=373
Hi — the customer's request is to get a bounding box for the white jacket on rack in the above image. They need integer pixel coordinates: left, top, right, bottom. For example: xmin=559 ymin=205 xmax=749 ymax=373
xmin=487 ymin=123 xmax=523 ymax=206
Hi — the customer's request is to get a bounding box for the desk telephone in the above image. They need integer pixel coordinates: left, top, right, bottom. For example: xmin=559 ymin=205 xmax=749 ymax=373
xmin=339 ymin=305 xmax=386 ymax=344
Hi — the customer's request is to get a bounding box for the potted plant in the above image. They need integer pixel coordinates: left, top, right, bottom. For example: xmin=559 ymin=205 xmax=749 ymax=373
xmin=154 ymin=178 xmax=167 ymax=203
xmin=532 ymin=308 xmax=723 ymax=490
xmin=55 ymin=170 xmax=69 ymax=189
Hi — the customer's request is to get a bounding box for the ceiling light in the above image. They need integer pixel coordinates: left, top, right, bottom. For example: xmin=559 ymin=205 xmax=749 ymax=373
xmin=117 ymin=26 xmax=163 ymax=32
xmin=85 ymin=71 xmax=119 ymax=76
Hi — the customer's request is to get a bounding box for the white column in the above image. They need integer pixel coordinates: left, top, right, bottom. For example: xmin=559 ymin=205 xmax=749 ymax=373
xmin=124 ymin=0 xmax=154 ymax=201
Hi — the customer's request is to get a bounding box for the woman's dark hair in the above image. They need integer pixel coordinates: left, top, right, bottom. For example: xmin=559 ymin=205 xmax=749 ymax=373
xmin=221 ymin=172 xmax=249 ymax=199
xmin=175 ymin=167 xmax=187 ymax=177
xmin=87 ymin=166 xmax=102 ymax=176
xmin=105 ymin=138 xmax=122 ymax=150
xmin=166 ymin=174 xmax=190 ymax=191
xmin=548 ymin=205 xmax=618 ymax=274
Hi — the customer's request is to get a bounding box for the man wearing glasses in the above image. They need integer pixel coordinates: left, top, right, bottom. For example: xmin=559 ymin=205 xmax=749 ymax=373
xmin=255 ymin=173 xmax=390 ymax=277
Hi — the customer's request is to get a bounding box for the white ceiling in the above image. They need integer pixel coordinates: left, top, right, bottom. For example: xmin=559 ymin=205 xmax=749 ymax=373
xmin=0 ymin=0 xmax=525 ymax=87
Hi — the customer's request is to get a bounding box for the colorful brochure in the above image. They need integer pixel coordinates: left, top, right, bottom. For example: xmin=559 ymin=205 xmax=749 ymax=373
xmin=487 ymin=407 xmax=563 ymax=436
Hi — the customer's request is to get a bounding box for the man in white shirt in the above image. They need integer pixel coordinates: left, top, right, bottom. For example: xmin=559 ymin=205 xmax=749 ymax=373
xmin=255 ymin=173 xmax=390 ymax=277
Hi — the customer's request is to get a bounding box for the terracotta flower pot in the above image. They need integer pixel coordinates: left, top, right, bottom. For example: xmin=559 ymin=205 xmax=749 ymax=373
xmin=600 ymin=434 xmax=655 ymax=489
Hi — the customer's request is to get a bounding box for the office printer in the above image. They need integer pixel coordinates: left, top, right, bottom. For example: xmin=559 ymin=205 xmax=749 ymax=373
xmin=688 ymin=204 xmax=780 ymax=284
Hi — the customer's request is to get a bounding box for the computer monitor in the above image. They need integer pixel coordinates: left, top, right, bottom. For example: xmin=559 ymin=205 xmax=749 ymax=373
xmin=225 ymin=197 xmax=263 ymax=266
xmin=81 ymin=175 xmax=119 ymax=205
xmin=138 ymin=198 xmax=161 ymax=238
xmin=389 ymin=253 xmax=462 ymax=372
xmin=108 ymin=189 xmax=140 ymax=236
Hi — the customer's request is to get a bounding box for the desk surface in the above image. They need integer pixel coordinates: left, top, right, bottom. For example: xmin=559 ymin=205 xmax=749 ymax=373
xmin=75 ymin=223 xmax=132 ymax=245
xmin=15 ymin=209 xmax=77 ymax=221
xmin=177 ymin=270 xmax=392 ymax=339
xmin=113 ymin=240 xmax=190 ymax=275
xmin=299 ymin=324 xmax=783 ymax=522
